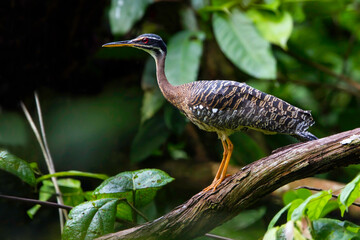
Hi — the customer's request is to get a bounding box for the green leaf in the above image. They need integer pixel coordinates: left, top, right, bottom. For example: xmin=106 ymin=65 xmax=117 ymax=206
xmin=28 ymin=179 xmax=85 ymax=219
xmin=108 ymin=0 xmax=153 ymax=36
xmin=213 ymin=8 xmax=276 ymax=79
xmin=93 ymin=169 xmax=174 ymax=196
xmin=338 ymin=174 xmax=360 ymax=216
xmin=165 ymin=30 xmax=205 ymax=85
xmin=27 ymin=180 xmax=53 ymax=218
xmin=0 ymin=150 xmax=36 ymax=186
xmin=291 ymin=190 xmax=332 ymax=221
xmin=62 ymin=198 xmax=120 ymax=240
xmin=247 ymin=10 xmax=293 ymax=49
xmin=130 ymin=114 xmax=170 ymax=163
xmin=312 ymin=218 xmax=360 ymax=240
xmin=93 ymin=169 xmax=174 ymax=221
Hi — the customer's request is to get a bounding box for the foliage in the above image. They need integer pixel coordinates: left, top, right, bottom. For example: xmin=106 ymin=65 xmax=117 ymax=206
xmin=265 ymin=174 xmax=360 ymax=239
xmin=0 ymin=149 xmax=174 ymax=239
xmin=0 ymin=150 xmax=36 ymax=186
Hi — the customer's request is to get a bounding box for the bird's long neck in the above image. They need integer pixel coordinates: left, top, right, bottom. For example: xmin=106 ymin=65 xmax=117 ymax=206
xmin=155 ymin=53 xmax=179 ymax=105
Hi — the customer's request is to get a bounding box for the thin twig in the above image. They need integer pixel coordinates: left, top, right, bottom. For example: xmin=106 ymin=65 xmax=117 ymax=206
xmin=0 ymin=194 xmax=73 ymax=210
xmin=21 ymin=95 xmax=68 ymax=233
xmin=120 ymin=198 xmax=150 ymax=222
xmin=34 ymin=93 xmax=68 ymax=220
xmin=295 ymin=186 xmax=360 ymax=208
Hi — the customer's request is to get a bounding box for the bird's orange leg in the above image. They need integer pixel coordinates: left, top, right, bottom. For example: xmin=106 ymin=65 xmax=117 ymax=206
xmin=203 ymin=138 xmax=232 ymax=192
xmin=219 ymin=137 xmax=233 ymax=181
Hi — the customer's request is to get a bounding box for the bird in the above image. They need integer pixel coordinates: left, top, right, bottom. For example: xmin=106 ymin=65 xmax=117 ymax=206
xmin=102 ymin=33 xmax=317 ymax=192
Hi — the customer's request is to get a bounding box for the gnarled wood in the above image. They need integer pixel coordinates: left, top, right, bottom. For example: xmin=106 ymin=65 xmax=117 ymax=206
xmin=98 ymin=128 xmax=360 ymax=240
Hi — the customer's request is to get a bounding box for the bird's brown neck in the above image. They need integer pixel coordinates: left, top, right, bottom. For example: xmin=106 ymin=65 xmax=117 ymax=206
xmin=155 ymin=54 xmax=179 ymax=106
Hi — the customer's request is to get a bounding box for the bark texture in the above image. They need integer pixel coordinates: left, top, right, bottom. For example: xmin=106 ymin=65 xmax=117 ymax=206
xmin=98 ymin=128 xmax=360 ymax=240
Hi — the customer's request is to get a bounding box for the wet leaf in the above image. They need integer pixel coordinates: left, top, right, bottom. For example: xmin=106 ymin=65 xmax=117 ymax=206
xmin=62 ymin=198 xmax=119 ymax=240
xmin=0 ymin=150 xmax=36 ymax=186
xmin=92 ymin=169 xmax=174 ymax=221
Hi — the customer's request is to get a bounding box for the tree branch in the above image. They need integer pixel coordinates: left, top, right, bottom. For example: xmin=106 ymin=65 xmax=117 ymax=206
xmin=98 ymin=128 xmax=360 ymax=240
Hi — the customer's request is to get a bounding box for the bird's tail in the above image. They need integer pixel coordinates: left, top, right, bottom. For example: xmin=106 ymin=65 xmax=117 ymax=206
xmin=293 ymin=131 xmax=318 ymax=142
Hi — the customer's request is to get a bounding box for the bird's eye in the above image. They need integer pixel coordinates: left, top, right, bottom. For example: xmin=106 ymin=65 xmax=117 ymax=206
xmin=142 ymin=38 xmax=149 ymax=44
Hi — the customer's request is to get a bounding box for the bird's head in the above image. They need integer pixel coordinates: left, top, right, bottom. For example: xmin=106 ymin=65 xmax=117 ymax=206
xmin=102 ymin=33 xmax=167 ymax=59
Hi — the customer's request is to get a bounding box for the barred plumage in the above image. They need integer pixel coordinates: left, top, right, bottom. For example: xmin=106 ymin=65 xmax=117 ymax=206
xmin=103 ymin=33 xmax=318 ymax=192
xmin=181 ymin=80 xmax=316 ymax=141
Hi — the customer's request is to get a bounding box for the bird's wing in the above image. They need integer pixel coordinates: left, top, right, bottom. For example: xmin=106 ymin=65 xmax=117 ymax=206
xmin=187 ymin=80 xmax=314 ymax=135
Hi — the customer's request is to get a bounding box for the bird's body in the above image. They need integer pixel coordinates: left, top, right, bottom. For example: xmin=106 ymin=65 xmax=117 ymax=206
xmin=103 ymin=33 xmax=317 ymax=191
xmin=174 ymin=80 xmax=316 ymax=142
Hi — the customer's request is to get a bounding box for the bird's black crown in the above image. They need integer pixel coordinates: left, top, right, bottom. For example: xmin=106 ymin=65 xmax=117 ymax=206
xmin=133 ymin=33 xmax=167 ymax=55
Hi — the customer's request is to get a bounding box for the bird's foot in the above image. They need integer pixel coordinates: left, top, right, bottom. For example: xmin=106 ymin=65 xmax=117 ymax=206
xmin=202 ymin=174 xmax=231 ymax=192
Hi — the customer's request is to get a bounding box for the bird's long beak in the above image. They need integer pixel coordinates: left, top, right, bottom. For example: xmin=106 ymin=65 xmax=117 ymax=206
xmin=102 ymin=40 xmax=137 ymax=48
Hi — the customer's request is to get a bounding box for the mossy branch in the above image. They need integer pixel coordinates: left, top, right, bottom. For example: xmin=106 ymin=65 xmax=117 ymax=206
xmin=98 ymin=128 xmax=360 ymax=240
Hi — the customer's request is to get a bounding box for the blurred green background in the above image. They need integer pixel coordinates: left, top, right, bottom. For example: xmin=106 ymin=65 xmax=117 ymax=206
xmin=1 ymin=0 xmax=360 ymax=239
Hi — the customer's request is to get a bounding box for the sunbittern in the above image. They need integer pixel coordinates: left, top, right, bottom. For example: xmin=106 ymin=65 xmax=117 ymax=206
xmin=103 ymin=34 xmax=317 ymax=192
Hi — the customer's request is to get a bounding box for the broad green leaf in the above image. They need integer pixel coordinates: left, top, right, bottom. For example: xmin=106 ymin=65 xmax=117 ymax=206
xmin=93 ymin=169 xmax=174 ymax=221
xmin=140 ymin=58 xmax=165 ymax=123
xmin=338 ymin=174 xmax=360 ymax=216
xmin=108 ymin=0 xmax=153 ymax=36
xmin=130 ymin=115 xmax=170 ymax=163
xmin=312 ymin=218 xmax=360 ymax=240
xmin=291 ymin=191 xmax=332 ymax=221
xmin=28 ymin=179 xmax=85 ymax=218
xmin=247 ymin=10 xmax=293 ymax=49
xmin=0 ymin=150 xmax=36 ymax=186
xmin=165 ymin=30 xmax=205 ymax=85
xmin=213 ymin=9 xmax=276 ymax=79
xmin=62 ymin=198 xmax=119 ymax=240
xmin=93 ymin=169 xmax=174 ymax=196
xmin=319 ymin=200 xmax=339 ymax=218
